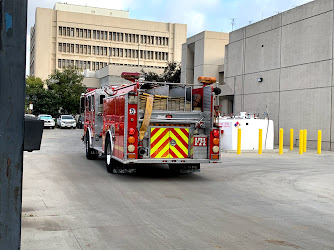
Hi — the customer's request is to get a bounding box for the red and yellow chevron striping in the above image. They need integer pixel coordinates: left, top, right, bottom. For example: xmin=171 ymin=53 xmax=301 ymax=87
xmin=150 ymin=127 xmax=189 ymax=158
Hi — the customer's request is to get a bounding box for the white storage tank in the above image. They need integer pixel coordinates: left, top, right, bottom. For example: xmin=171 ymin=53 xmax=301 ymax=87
xmin=219 ymin=114 xmax=274 ymax=151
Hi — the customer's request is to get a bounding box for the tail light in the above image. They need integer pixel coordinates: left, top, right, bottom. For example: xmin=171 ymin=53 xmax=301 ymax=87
xmin=213 ymin=130 xmax=219 ymax=138
xmin=129 ymin=128 xmax=135 ymax=135
xmin=210 ymin=129 xmax=220 ymax=160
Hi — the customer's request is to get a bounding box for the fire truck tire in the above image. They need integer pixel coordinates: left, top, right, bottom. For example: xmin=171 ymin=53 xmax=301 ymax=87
xmin=105 ymin=138 xmax=115 ymax=173
xmin=86 ymin=135 xmax=98 ymax=160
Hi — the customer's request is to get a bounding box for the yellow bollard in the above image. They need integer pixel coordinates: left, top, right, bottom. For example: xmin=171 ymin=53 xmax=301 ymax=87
xmin=237 ymin=129 xmax=241 ymax=155
xmin=279 ymin=128 xmax=283 ymax=155
xmin=303 ymin=129 xmax=307 ymax=152
xmin=317 ymin=130 xmax=322 ymax=155
xmin=290 ymin=129 xmax=294 ymax=151
xmin=258 ymin=129 xmax=263 ymax=155
xmin=299 ymin=130 xmax=304 ymax=155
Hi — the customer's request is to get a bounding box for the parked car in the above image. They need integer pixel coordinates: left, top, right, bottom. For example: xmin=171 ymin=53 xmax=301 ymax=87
xmin=38 ymin=114 xmax=55 ymax=129
xmin=77 ymin=115 xmax=84 ymax=129
xmin=57 ymin=115 xmax=76 ymax=129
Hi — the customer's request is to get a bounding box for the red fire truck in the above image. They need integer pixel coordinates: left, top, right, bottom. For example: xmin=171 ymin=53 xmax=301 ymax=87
xmin=81 ymin=73 xmax=221 ymax=173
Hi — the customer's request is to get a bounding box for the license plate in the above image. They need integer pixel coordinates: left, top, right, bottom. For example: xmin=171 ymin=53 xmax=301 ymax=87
xmin=194 ymin=137 xmax=207 ymax=146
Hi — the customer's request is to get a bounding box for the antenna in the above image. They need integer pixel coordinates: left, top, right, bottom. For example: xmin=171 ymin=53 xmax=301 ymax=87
xmin=230 ymin=18 xmax=236 ymax=31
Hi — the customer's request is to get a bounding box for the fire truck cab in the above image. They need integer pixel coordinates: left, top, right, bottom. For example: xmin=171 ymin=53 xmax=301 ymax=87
xmin=81 ymin=73 xmax=221 ymax=174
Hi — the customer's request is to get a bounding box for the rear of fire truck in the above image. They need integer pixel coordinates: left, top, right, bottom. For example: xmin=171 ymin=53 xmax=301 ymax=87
xmin=83 ymin=73 xmax=221 ymax=174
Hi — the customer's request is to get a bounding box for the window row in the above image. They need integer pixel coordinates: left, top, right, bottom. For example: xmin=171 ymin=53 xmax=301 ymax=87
xmin=58 ymin=26 xmax=169 ymax=46
xmin=58 ymin=59 xmax=107 ymax=71
xmin=57 ymin=59 xmax=166 ymax=71
xmin=58 ymin=43 xmax=169 ymax=61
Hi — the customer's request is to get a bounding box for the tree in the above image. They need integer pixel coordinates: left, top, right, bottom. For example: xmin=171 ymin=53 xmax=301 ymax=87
xmin=46 ymin=68 xmax=85 ymax=115
xmin=25 ymin=76 xmax=60 ymax=116
xmin=142 ymin=61 xmax=181 ymax=83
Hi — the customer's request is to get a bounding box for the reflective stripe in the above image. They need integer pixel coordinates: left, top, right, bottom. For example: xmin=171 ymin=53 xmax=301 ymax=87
xmin=150 ymin=127 xmax=189 ymax=159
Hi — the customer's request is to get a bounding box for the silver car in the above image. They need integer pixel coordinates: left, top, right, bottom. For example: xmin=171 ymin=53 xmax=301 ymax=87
xmin=57 ymin=115 xmax=76 ymax=129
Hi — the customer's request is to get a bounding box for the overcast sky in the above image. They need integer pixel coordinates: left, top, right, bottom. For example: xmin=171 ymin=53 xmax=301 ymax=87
xmin=26 ymin=0 xmax=312 ymax=74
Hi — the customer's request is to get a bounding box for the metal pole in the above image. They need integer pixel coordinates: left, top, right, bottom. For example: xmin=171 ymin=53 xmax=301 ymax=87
xmin=0 ymin=0 xmax=27 ymax=248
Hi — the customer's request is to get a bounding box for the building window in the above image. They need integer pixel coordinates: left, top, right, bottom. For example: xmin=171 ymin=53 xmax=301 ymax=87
xmin=84 ymin=45 xmax=87 ymax=54
xmin=79 ymin=61 xmax=83 ymax=69
xmin=125 ymin=33 xmax=128 ymax=42
xmin=93 ymin=30 xmax=96 ymax=39
xmin=88 ymin=45 xmax=91 ymax=55
xmin=71 ymin=28 xmax=74 ymax=37
xmin=71 ymin=60 xmax=74 ymax=68
xmin=151 ymin=51 xmax=153 ymax=60
xmin=71 ymin=44 xmax=74 ymax=53
xmin=83 ymin=61 xmax=87 ymax=69
xmin=120 ymin=33 xmax=123 ymax=42
xmin=96 ymin=62 xmax=100 ymax=70
xmin=109 ymin=32 xmax=112 ymax=40
xmin=59 ymin=27 xmax=62 ymax=36
xmin=88 ymin=30 xmax=91 ymax=38
xmin=155 ymin=52 xmax=158 ymax=60
xmin=125 ymin=49 xmax=127 ymax=57
xmin=113 ymin=32 xmax=116 ymax=41
xmin=101 ymin=31 xmax=104 ymax=40
xmin=136 ymin=35 xmax=139 ymax=43
xmin=156 ymin=37 xmax=158 ymax=45
xmin=97 ymin=31 xmax=100 ymax=39
xmin=92 ymin=46 xmax=96 ymax=55
xmin=97 ymin=46 xmax=100 ymax=55
xmin=84 ymin=29 xmax=87 ymax=38
xmin=136 ymin=50 xmax=138 ymax=58
xmin=58 ymin=59 xmax=61 ymax=68
xmin=62 ymin=59 xmax=65 ymax=68
xmin=104 ymin=62 xmax=107 ymax=67
xmin=144 ymin=35 xmax=147 ymax=44
xmin=140 ymin=35 xmax=143 ymax=44
xmin=75 ymin=60 xmax=79 ymax=68
xmin=100 ymin=62 xmax=103 ymax=68
xmin=80 ymin=29 xmax=83 ymax=38
xmin=76 ymin=44 xmax=79 ymax=53
xmin=63 ymin=27 xmax=66 ymax=36
xmin=63 ymin=43 xmax=66 ymax=52
xmin=140 ymin=50 xmax=143 ymax=59
xmin=105 ymin=31 xmax=108 ymax=40
xmin=112 ymin=48 xmax=115 ymax=56
xmin=116 ymin=48 xmax=119 ymax=57
xmin=166 ymin=38 xmax=168 ymax=46
xmin=92 ymin=62 xmax=95 ymax=70
xmin=67 ymin=43 xmax=70 ymax=53
xmin=79 ymin=45 xmax=83 ymax=54
xmin=129 ymin=34 xmax=132 ymax=43
xmin=67 ymin=27 xmax=70 ymax=36
xmin=120 ymin=48 xmax=123 ymax=57
xmin=116 ymin=33 xmax=119 ymax=41
xmin=151 ymin=36 xmax=154 ymax=45
xmin=58 ymin=43 xmax=62 ymax=52
xmin=166 ymin=53 xmax=168 ymax=61
xmin=76 ymin=28 xmax=79 ymax=37
xmin=104 ymin=47 xmax=107 ymax=56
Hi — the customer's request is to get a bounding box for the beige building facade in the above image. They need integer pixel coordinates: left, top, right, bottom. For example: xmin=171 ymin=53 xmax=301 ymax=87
xmin=30 ymin=3 xmax=187 ymax=80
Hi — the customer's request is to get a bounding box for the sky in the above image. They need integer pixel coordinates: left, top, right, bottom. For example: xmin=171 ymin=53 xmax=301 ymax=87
xmin=26 ymin=0 xmax=312 ymax=74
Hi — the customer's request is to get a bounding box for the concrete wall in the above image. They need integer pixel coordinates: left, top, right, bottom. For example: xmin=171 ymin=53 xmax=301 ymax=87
xmin=224 ymin=0 xmax=334 ymax=149
xmin=181 ymin=31 xmax=229 ymax=85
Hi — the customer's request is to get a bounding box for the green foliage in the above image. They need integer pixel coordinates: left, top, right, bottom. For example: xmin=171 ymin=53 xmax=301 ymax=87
xmin=47 ymin=68 xmax=85 ymax=115
xmin=142 ymin=61 xmax=181 ymax=83
xmin=26 ymin=68 xmax=86 ymax=116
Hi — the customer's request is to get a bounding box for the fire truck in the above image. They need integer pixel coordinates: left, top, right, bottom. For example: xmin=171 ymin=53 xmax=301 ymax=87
xmin=81 ymin=73 xmax=221 ymax=173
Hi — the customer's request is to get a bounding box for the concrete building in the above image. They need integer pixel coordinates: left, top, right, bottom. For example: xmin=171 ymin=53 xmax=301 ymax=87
xmin=181 ymin=31 xmax=229 ymax=85
xmin=30 ymin=3 xmax=187 ymax=80
xmin=223 ymin=0 xmax=334 ymax=149
xmin=181 ymin=31 xmax=230 ymax=114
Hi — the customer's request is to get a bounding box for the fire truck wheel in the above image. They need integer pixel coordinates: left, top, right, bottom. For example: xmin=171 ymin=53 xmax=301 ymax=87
xmin=105 ymin=138 xmax=115 ymax=173
xmin=86 ymin=136 xmax=98 ymax=160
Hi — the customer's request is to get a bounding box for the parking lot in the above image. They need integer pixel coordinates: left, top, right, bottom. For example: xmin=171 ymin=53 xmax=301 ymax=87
xmin=21 ymin=128 xmax=334 ymax=249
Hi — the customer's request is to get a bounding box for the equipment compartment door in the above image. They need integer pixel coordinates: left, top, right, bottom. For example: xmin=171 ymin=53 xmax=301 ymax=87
xmin=150 ymin=127 xmax=189 ymax=158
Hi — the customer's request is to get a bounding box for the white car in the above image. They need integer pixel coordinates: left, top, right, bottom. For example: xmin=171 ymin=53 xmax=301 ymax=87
xmin=38 ymin=114 xmax=55 ymax=129
xmin=57 ymin=115 xmax=76 ymax=129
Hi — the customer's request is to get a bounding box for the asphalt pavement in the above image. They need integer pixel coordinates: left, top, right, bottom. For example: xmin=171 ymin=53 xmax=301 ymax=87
xmin=22 ymin=128 xmax=334 ymax=249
